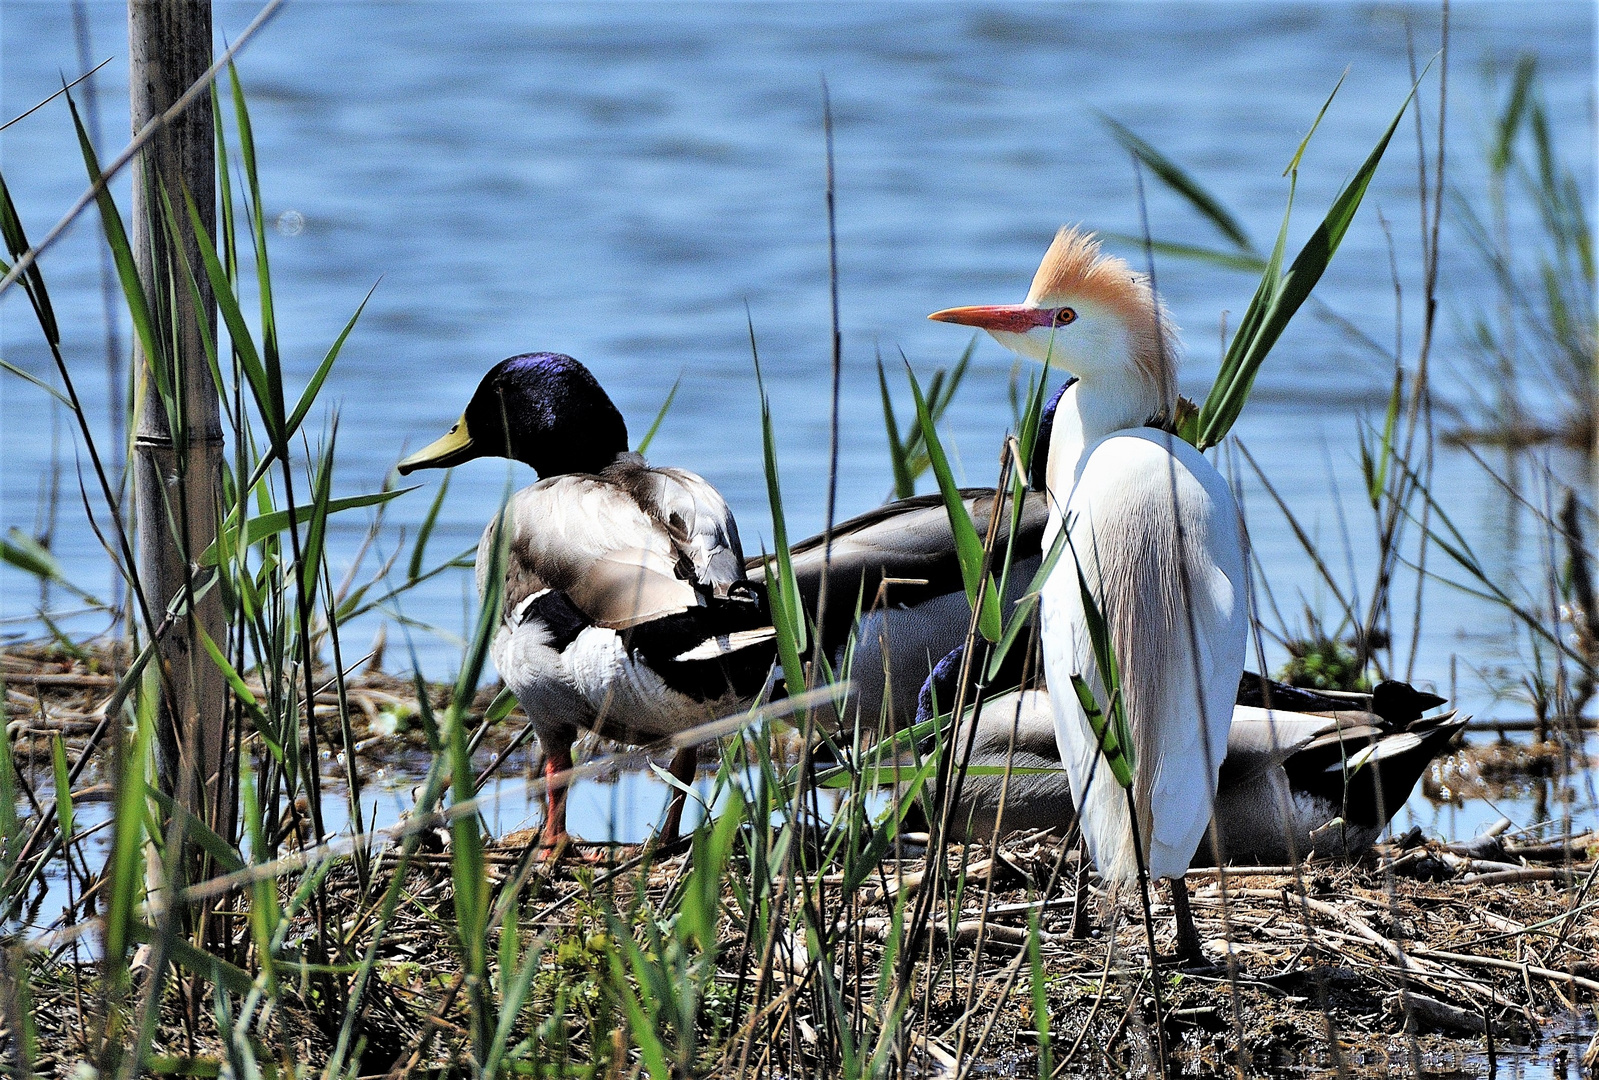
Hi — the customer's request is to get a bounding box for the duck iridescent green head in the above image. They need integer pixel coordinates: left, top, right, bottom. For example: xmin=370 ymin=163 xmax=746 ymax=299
xmin=398 ymin=352 xmax=628 ymax=478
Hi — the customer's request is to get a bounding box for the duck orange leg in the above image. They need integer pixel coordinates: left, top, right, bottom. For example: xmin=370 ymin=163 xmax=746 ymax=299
xmin=540 ymin=734 xmax=576 ymax=849
xmin=658 ymin=745 xmax=699 ymax=843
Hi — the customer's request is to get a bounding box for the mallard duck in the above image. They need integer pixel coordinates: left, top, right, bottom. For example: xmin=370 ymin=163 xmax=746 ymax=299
xmin=397 ymin=353 xmax=773 ymax=846
xmin=914 ymin=648 xmax=1464 ymax=864
xmin=745 ymin=377 xmax=1087 ymax=734
xmin=752 ymin=488 xmax=1049 ymax=732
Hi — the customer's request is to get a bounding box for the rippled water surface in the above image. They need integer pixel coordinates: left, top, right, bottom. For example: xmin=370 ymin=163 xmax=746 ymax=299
xmin=3 ymin=3 xmax=1596 ymax=838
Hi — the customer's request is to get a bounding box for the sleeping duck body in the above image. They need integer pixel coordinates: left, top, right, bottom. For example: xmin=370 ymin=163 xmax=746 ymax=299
xmin=398 ymin=354 xmax=772 ymax=846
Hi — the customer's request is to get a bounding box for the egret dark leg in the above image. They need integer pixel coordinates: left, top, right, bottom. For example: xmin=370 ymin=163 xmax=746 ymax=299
xmin=659 ymin=745 xmax=699 ymax=843
xmin=540 ymin=733 xmax=577 ymax=849
xmin=1069 ymin=831 xmax=1093 ymax=939
xmin=1169 ymin=875 xmax=1204 ymax=965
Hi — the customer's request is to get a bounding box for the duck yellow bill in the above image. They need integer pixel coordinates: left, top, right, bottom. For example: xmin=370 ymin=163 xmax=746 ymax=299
xmin=928 ymin=304 xmax=1049 ymax=334
xmin=397 ymin=413 xmax=476 ymax=474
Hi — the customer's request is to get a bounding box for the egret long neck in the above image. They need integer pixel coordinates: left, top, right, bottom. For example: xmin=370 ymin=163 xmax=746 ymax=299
xmin=1042 ymin=367 xmax=1163 ymax=503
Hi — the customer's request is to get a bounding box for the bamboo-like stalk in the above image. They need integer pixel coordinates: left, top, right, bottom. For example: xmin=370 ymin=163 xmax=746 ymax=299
xmin=128 ymin=0 xmax=230 ymax=853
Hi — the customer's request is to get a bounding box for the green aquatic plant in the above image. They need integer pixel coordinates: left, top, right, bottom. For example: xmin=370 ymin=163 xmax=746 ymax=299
xmin=1449 ymin=54 xmax=1596 ymax=449
xmin=1277 ymin=631 xmax=1373 ymax=693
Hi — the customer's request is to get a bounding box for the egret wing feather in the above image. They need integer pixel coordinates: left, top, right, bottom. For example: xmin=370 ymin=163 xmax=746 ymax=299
xmin=1042 ymin=428 xmax=1247 ymax=882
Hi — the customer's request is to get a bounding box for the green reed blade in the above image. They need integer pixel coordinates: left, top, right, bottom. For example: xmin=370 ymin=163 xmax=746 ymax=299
xmin=66 ymin=93 xmax=163 ymax=399
xmin=483 ymin=937 xmax=546 ymax=1078
xmin=1015 ymin=371 xmax=1046 ymax=483
xmin=201 ymin=488 xmax=410 ymax=565
xmin=1491 ymin=55 xmax=1538 ymax=176
xmin=1099 ymin=113 xmax=1255 ymax=253
xmin=1068 ymin=528 xmax=1134 ymax=788
xmin=408 ymin=467 xmax=450 ymax=583
xmin=931 ymin=338 xmax=974 ymax=416
xmin=448 ymin=737 xmax=489 ymax=1059
xmin=1369 ymin=368 xmax=1404 ymax=507
xmin=198 ymin=623 xmax=270 ymax=728
xmin=1283 ymin=67 xmax=1347 ymax=177
xmin=1100 ymin=233 xmax=1268 ymax=273
xmin=0 ymin=688 xmax=17 ymax=884
xmin=1195 ymin=70 xmax=1423 ymax=450
xmin=752 ymin=345 xmax=808 ymax=694
xmin=237 ymin=762 xmax=280 ymax=990
xmin=681 ymin=787 xmax=744 ymax=951
xmin=104 ymin=666 xmax=157 ymax=984
xmin=610 ymin=934 xmax=671 ymax=1080
xmin=0 ymin=171 xmax=59 ymax=345
xmin=288 ymin=280 xmax=376 ymax=439
xmin=986 ymin=528 xmax=1068 ymax=682
xmin=1069 ymin=675 xmax=1131 ymax=790
xmin=907 ymin=364 xmax=1002 ymax=641
xmin=1 ymin=527 xmax=101 ymax=605
xmin=0 ymin=359 xmax=72 ymax=407
xmin=1028 ymin=909 xmax=1053 ymax=1078
xmin=182 ymin=187 xmax=277 ymax=437
xmin=298 ymin=428 xmax=337 ymax=600
xmin=144 ymin=787 xmax=245 ymax=875
xmin=877 ymin=357 xmax=914 ymax=499
xmin=228 ymin=63 xmax=284 ymax=426
xmin=210 ymin=90 xmax=238 ymax=284
xmin=49 ymin=734 xmax=73 ymax=847
xmin=443 ymin=495 xmax=509 ymax=1058
xmin=841 ymin=754 xmax=937 ymax=897
xmin=636 ymin=371 xmax=682 ymax=455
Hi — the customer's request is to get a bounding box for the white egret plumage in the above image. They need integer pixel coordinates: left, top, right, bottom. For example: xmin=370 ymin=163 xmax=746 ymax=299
xmin=930 ymin=227 xmax=1248 ymax=961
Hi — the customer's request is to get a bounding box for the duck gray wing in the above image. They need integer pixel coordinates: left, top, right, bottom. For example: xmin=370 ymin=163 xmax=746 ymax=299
xmin=1218 ymin=707 xmax=1345 ymax=789
xmin=602 ymin=456 xmax=747 ymax=598
xmin=751 ymin=489 xmax=1049 ymax=648
xmin=480 ymin=475 xmax=704 ymax=631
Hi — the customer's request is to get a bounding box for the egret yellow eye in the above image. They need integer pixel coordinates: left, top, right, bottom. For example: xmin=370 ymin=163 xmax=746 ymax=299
xmin=1054 ymin=308 xmax=1076 ymax=326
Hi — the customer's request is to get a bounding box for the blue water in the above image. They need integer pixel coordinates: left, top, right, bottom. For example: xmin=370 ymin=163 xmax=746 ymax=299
xmin=3 ymin=2 xmax=1596 ymax=840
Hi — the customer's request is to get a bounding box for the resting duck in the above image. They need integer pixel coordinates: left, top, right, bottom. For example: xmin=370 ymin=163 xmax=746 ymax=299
xmin=914 ymin=647 xmax=1464 ymax=864
xmin=748 ymin=381 xmax=1072 ymax=733
xmin=754 ymin=489 xmax=1048 ymax=732
xmin=397 ymin=354 xmax=773 ymax=846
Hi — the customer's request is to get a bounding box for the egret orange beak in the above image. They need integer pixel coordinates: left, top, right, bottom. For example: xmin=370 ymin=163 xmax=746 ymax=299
xmin=927 ymin=304 xmax=1052 ymax=334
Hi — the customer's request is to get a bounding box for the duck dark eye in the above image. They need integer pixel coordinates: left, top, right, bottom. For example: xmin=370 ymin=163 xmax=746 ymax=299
xmin=1055 ymin=308 xmax=1076 ymax=326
